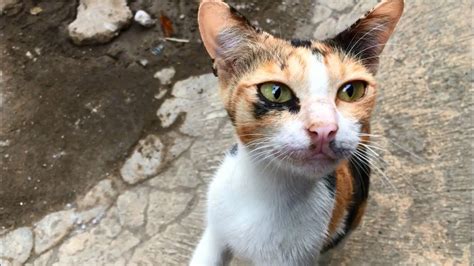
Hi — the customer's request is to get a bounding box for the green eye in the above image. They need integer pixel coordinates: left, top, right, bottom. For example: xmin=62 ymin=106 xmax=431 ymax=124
xmin=337 ymin=81 xmax=367 ymax=102
xmin=259 ymin=82 xmax=293 ymax=103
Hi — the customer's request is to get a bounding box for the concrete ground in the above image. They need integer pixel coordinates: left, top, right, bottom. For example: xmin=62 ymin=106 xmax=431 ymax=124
xmin=0 ymin=0 xmax=472 ymax=265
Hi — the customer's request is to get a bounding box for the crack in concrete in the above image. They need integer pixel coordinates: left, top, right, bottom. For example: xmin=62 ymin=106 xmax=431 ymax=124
xmin=157 ymin=188 xmax=201 ymax=235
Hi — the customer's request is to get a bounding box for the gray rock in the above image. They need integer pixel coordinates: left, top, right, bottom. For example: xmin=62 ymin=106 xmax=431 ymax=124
xmin=146 ymin=190 xmax=194 ymax=236
xmin=157 ymin=73 xmax=223 ymax=136
xmin=164 ymin=131 xmax=194 ymax=160
xmin=313 ymin=17 xmax=337 ymax=39
xmin=324 ymin=0 xmax=353 ymax=12
xmin=129 ymin=223 xmax=197 ymax=265
xmin=77 ymin=179 xmax=117 ymax=210
xmin=29 ymin=249 xmax=53 ymax=266
xmin=120 ymin=134 xmax=165 ymax=184
xmin=0 ymin=258 xmax=22 ymax=266
xmin=75 ymin=179 xmax=117 ymax=225
xmin=148 ymin=156 xmax=200 ymax=189
xmin=116 ymin=187 xmax=149 ymax=228
xmin=54 ymin=208 xmax=139 ymax=265
xmin=0 ymin=0 xmax=21 ymax=15
xmin=154 ymin=88 xmax=168 ymax=100
xmin=0 ymin=227 xmax=33 ymax=263
xmin=34 ymin=210 xmax=76 ymax=254
xmin=153 ymin=67 xmax=176 ymax=85
xmin=134 ymin=10 xmax=156 ymax=27
xmin=68 ymin=0 xmax=132 ymax=45
xmin=311 ymin=5 xmax=332 ymax=25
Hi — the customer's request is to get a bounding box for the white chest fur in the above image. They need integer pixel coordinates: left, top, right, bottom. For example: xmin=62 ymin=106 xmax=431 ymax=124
xmin=191 ymin=145 xmax=336 ymax=266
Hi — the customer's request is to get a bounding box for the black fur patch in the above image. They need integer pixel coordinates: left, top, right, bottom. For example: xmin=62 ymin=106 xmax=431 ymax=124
xmin=252 ymin=89 xmax=300 ymax=119
xmin=324 ymin=16 xmax=391 ymax=74
xmin=226 ymin=109 xmax=236 ymax=126
xmin=229 ymin=144 xmax=238 ymax=156
xmin=323 ymin=173 xmax=337 ymax=197
xmin=290 ymin=39 xmax=312 ymax=48
xmin=228 ymin=5 xmax=262 ymax=33
xmin=211 ymin=59 xmax=218 ymax=77
xmin=347 ymin=147 xmax=371 ymax=207
xmin=311 ymin=47 xmax=326 ymax=56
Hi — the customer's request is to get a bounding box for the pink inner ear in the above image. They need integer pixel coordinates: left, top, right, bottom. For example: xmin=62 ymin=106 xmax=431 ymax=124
xmin=198 ymin=1 xmax=236 ymax=59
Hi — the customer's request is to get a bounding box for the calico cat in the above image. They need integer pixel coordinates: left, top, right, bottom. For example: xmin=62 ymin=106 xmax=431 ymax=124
xmin=191 ymin=0 xmax=404 ymax=265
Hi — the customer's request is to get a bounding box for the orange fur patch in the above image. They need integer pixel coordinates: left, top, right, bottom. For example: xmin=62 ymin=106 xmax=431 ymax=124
xmin=327 ymin=161 xmax=353 ymax=236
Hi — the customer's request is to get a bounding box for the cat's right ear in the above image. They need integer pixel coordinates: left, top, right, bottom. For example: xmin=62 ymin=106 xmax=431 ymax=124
xmin=198 ymin=0 xmax=258 ymax=61
xmin=328 ymin=0 xmax=404 ymax=74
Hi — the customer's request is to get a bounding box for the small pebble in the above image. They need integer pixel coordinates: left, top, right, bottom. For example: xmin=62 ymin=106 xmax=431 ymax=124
xmin=25 ymin=51 xmax=34 ymax=59
xmin=153 ymin=67 xmax=176 ymax=85
xmin=30 ymin=6 xmax=43 ymax=15
xmin=154 ymin=88 xmax=168 ymax=100
xmin=0 ymin=140 xmax=10 ymax=147
xmin=134 ymin=10 xmax=156 ymax=27
xmin=138 ymin=59 xmax=149 ymax=67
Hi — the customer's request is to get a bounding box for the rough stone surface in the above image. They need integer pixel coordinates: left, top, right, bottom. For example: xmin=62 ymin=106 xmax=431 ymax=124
xmin=74 ymin=179 xmax=118 ymax=228
xmin=0 ymin=0 xmax=20 ymax=14
xmin=313 ymin=17 xmax=338 ymax=39
xmin=0 ymin=227 xmax=33 ymax=263
xmin=323 ymin=0 xmax=353 ymax=12
xmin=311 ymin=5 xmax=332 ymax=25
xmin=53 ymin=207 xmax=140 ymax=265
xmin=68 ymin=0 xmax=132 ymax=45
xmin=145 ymin=190 xmax=194 ymax=236
xmin=120 ymin=134 xmax=165 ymax=184
xmin=129 ymin=223 xmax=197 ymax=265
xmin=148 ymin=156 xmax=200 ymax=189
xmin=0 ymin=258 xmax=22 ymax=266
xmin=33 ymin=210 xmax=76 ymax=254
xmin=29 ymin=249 xmax=53 ymax=266
xmin=165 ymin=132 xmax=194 ymax=160
xmin=77 ymin=179 xmax=117 ymax=210
xmin=157 ymin=73 xmax=224 ymax=135
xmin=116 ymin=187 xmax=148 ymax=228
xmin=153 ymin=67 xmax=176 ymax=85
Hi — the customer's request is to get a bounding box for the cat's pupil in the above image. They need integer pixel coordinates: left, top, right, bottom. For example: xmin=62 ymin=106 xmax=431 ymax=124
xmin=344 ymin=84 xmax=354 ymax=98
xmin=272 ymin=85 xmax=281 ymax=99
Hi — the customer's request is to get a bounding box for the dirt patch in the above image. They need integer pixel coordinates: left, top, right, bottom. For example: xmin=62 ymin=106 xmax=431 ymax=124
xmin=0 ymin=0 xmax=312 ymax=230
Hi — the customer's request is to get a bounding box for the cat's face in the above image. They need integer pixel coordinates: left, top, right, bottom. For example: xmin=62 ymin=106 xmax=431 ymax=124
xmin=225 ymin=39 xmax=375 ymax=175
xmin=199 ymin=0 xmax=403 ymax=176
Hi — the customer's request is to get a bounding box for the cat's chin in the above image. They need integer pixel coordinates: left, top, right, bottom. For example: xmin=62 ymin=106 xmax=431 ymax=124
xmin=270 ymin=151 xmax=340 ymax=178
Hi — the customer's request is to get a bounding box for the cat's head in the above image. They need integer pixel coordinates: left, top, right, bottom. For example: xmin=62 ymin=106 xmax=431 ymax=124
xmin=198 ymin=0 xmax=404 ymax=176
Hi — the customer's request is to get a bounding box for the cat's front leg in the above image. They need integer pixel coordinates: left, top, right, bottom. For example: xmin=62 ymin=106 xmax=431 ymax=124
xmin=190 ymin=227 xmax=229 ymax=266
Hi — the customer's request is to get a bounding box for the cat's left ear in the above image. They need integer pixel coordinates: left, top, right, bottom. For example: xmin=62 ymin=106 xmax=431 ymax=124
xmin=198 ymin=0 xmax=259 ymax=61
xmin=329 ymin=0 xmax=404 ymax=74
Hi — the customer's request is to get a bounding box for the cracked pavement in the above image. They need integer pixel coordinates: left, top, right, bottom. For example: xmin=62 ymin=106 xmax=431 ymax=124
xmin=0 ymin=0 xmax=472 ymax=265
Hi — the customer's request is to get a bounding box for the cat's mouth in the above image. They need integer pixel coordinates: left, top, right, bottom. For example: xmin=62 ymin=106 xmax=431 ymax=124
xmin=270 ymin=142 xmax=356 ymax=166
xmin=286 ymin=148 xmax=337 ymax=163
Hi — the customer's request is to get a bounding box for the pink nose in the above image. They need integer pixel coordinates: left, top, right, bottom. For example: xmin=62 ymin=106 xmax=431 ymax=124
xmin=307 ymin=124 xmax=338 ymax=147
